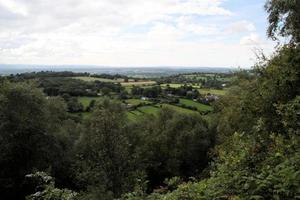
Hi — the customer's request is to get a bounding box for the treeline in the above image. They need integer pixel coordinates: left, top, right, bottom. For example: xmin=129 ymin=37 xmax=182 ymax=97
xmin=8 ymin=71 xmax=131 ymax=81
xmin=91 ymin=73 xmax=129 ymax=80
xmin=156 ymin=73 xmax=232 ymax=89
xmin=8 ymin=71 xmax=89 ymax=80
xmin=40 ymin=77 xmax=122 ymax=97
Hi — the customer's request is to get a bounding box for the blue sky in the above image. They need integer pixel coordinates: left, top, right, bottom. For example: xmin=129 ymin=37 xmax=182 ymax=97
xmin=0 ymin=0 xmax=275 ymax=68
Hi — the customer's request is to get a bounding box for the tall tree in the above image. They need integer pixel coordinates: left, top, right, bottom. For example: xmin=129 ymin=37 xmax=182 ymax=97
xmin=75 ymin=99 xmax=138 ymax=199
xmin=0 ymin=82 xmax=64 ymax=199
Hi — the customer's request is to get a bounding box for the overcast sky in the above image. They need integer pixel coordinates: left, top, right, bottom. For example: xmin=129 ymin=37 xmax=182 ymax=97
xmin=0 ymin=0 xmax=276 ymax=68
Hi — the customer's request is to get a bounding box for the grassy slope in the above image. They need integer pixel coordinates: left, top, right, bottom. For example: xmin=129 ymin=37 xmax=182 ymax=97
xmin=78 ymin=96 xmax=103 ymax=108
xmin=179 ymin=98 xmax=213 ymax=112
xmin=198 ymin=88 xmax=226 ymax=95
xmin=160 ymin=104 xmax=198 ymax=114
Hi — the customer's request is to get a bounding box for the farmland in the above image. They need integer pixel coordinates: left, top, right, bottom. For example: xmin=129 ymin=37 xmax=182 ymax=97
xmin=179 ymin=98 xmax=213 ymax=112
xmin=161 ymin=83 xmax=226 ymax=95
xmin=73 ymin=76 xmax=156 ymax=86
xmin=73 ymin=76 xmax=118 ymax=82
xmin=78 ymin=96 xmax=103 ymax=108
xmin=198 ymin=88 xmax=227 ymax=95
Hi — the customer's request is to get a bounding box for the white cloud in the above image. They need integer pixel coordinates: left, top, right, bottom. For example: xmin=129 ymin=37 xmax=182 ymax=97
xmin=176 ymin=16 xmax=219 ymax=35
xmin=0 ymin=0 xmax=28 ymax=16
xmin=0 ymin=0 xmax=275 ymax=68
xmin=226 ymin=20 xmax=256 ymax=33
xmin=240 ymin=33 xmax=262 ymax=46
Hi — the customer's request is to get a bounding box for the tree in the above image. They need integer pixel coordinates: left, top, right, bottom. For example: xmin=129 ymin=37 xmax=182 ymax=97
xmin=75 ymin=99 xmax=139 ymax=198
xmin=265 ymin=0 xmax=300 ymax=43
xmin=25 ymin=172 xmax=77 ymax=200
xmin=135 ymin=108 xmax=214 ymax=189
xmin=0 ymin=82 xmax=65 ymax=199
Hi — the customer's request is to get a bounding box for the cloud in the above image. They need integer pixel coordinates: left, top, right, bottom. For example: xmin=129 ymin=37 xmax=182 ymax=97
xmin=176 ymin=16 xmax=219 ymax=35
xmin=0 ymin=0 xmax=275 ymax=67
xmin=226 ymin=20 xmax=256 ymax=33
xmin=240 ymin=33 xmax=262 ymax=45
xmin=0 ymin=0 xmax=28 ymax=16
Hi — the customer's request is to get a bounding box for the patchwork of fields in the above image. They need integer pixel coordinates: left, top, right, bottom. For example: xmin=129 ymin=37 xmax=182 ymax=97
xmin=78 ymin=96 xmax=213 ymax=121
xmin=72 ymin=73 xmax=229 ymax=121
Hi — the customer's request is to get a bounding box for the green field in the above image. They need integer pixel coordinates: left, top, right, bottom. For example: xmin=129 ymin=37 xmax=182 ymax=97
xmin=127 ymin=105 xmax=160 ymax=121
xmin=137 ymin=105 xmax=160 ymax=114
xmin=78 ymin=96 xmax=103 ymax=108
xmin=198 ymin=88 xmax=226 ymax=95
xmin=160 ymin=104 xmax=198 ymax=114
xmin=126 ymin=99 xmax=152 ymax=106
xmin=160 ymin=83 xmax=183 ymax=88
xmin=121 ymin=81 xmax=156 ymax=86
xmin=73 ymin=76 xmax=118 ymax=82
xmin=127 ymin=112 xmax=140 ymax=121
xmin=179 ymin=98 xmax=213 ymax=112
xmin=78 ymin=97 xmax=207 ymax=121
xmin=160 ymin=83 xmax=201 ymax=88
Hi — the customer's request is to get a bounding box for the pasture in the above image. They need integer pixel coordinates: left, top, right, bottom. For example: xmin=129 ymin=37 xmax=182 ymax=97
xmin=78 ymin=96 xmax=103 ymax=108
xmin=198 ymin=88 xmax=226 ymax=95
xmin=126 ymin=99 xmax=152 ymax=105
xmin=179 ymin=98 xmax=213 ymax=112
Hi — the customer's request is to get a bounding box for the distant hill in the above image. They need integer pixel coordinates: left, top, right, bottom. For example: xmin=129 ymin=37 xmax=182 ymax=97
xmin=0 ymin=64 xmax=236 ymax=77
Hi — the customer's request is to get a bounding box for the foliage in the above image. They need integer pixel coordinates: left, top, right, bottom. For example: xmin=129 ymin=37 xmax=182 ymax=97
xmin=265 ymin=0 xmax=300 ymax=43
xmin=25 ymin=172 xmax=77 ymax=200
xmin=74 ymin=99 xmax=141 ymax=198
xmin=133 ymin=108 xmax=214 ymax=189
xmin=0 ymin=82 xmax=63 ymax=199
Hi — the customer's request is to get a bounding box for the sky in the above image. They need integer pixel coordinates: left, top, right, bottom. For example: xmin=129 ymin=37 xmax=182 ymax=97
xmin=0 ymin=0 xmax=276 ymax=68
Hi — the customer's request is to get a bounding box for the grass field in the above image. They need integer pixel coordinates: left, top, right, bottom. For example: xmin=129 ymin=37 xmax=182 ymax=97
xmin=127 ymin=112 xmax=140 ymax=121
xmin=73 ymin=76 xmax=119 ymax=82
xmin=121 ymin=81 xmax=156 ymax=86
xmin=179 ymin=98 xmax=213 ymax=112
xmin=160 ymin=83 xmax=201 ymax=89
xmin=160 ymin=83 xmax=183 ymax=88
xmin=160 ymin=104 xmax=198 ymax=114
xmin=137 ymin=105 xmax=160 ymax=114
xmin=78 ymin=96 xmax=103 ymax=108
xmin=127 ymin=105 xmax=160 ymax=121
xmin=198 ymin=88 xmax=226 ymax=95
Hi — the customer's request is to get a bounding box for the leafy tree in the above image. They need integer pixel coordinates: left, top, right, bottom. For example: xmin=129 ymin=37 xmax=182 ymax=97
xmin=0 ymin=82 xmax=66 ymax=199
xmin=265 ymin=0 xmax=300 ymax=43
xmin=74 ymin=99 xmax=139 ymax=198
xmin=25 ymin=172 xmax=77 ymax=200
xmin=134 ymin=108 xmax=214 ymax=189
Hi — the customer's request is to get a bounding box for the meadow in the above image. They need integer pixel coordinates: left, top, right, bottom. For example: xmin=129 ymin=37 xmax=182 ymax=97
xmin=78 ymin=96 xmax=104 ymax=108
xmin=198 ymin=88 xmax=227 ymax=95
xmin=179 ymin=98 xmax=213 ymax=112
